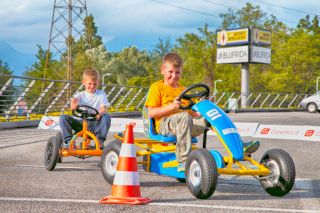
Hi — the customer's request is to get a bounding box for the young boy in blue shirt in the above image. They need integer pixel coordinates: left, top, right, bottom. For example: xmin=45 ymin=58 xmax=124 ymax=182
xmin=59 ymin=69 xmax=111 ymax=149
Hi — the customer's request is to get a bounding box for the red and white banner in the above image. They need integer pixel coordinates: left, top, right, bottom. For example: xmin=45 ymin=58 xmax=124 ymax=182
xmin=38 ymin=116 xmax=143 ymax=132
xmin=38 ymin=116 xmax=61 ymax=130
xmin=38 ymin=116 xmax=320 ymax=142
xmin=255 ymin=125 xmax=320 ymax=142
xmin=38 ymin=116 xmax=258 ymax=137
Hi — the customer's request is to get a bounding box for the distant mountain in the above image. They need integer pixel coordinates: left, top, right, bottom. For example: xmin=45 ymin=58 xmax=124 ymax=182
xmin=0 ymin=41 xmax=36 ymax=76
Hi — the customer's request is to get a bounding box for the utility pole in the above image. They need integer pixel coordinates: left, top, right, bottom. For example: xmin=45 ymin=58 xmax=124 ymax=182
xmin=44 ymin=0 xmax=88 ymax=81
xmin=44 ymin=0 xmax=89 ymax=99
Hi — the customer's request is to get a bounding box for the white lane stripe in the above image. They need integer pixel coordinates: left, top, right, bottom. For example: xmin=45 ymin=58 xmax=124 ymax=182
xmin=0 ymin=197 xmax=98 ymax=203
xmin=113 ymin=171 xmax=140 ymax=185
xmin=119 ymin=143 xmax=136 ymax=157
xmin=0 ymin=197 xmax=318 ymax=212
xmin=150 ymin=203 xmax=319 ymax=213
xmin=0 ymin=164 xmax=95 ymax=170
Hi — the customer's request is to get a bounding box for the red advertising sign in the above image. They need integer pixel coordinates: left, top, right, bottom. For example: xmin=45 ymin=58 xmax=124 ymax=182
xmin=260 ymin=128 xmax=270 ymax=135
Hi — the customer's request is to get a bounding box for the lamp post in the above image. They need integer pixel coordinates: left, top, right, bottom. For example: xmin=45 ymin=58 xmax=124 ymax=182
xmin=102 ymin=73 xmax=112 ymax=85
xmin=317 ymin=77 xmax=320 ymax=93
xmin=214 ymin=79 xmax=223 ymax=103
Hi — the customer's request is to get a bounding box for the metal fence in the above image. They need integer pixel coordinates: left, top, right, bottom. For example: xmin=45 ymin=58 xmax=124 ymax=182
xmin=0 ymin=75 xmax=309 ymax=122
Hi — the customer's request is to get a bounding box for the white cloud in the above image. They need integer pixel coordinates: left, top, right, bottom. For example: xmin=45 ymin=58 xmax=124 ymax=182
xmin=0 ymin=0 xmax=320 ymax=54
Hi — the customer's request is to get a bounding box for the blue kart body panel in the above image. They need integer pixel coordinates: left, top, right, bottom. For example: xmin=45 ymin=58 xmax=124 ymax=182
xmin=143 ymin=99 xmax=244 ymax=177
xmin=149 ymin=150 xmax=225 ymax=178
xmin=192 ymin=100 xmax=244 ymax=161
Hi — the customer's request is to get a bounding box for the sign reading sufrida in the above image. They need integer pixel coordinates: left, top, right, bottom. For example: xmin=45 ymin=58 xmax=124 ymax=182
xmin=217 ymin=28 xmax=249 ymax=46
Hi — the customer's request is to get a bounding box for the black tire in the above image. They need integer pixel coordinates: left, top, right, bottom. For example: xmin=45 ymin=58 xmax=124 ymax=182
xmin=101 ymin=140 xmax=121 ymax=184
xmin=259 ymin=149 xmax=296 ymax=197
xmin=56 ymin=132 xmax=63 ymax=163
xmin=44 ymin=136 xmax=60 ymax=171
xmin=307 ymin=103 xmax=318 ymax=113
xmin=176 ymin=178 xmax=186 ymax=183
xmin=185 ymin=149 xmax=218 ymax=199
xmin=142 ymin=155 xmax=148 ymax=171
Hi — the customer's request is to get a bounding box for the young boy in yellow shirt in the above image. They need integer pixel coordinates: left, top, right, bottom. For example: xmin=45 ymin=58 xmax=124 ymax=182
xmin=145 ymin=52 xmax=259 ymax=172
xmin=145 ymin=53 xmax=206 ymax=172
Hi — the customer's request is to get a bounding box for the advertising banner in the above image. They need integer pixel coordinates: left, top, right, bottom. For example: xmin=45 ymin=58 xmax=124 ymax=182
xmin=255 ymin=124 xmax=320 ymax=141
xmin=217 ymin=28 xmax=249 ymax=46
xmin=251 ymin=28 xmax=272 ymax=46
xmin=217 ymin=45 xmax=249 ymax=64
xmin=250 ymin=46 xmax=271 ymax=64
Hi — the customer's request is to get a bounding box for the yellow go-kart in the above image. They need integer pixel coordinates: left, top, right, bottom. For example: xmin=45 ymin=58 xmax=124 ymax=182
xmin=101 ymin=84 xmax=296 ymax=199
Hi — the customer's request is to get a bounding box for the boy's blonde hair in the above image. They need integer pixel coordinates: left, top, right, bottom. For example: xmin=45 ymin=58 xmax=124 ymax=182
xmin=162 ymin=52 xmax=183 ymax=68
xmin=83 ymin=69 xmax=99 ymax=81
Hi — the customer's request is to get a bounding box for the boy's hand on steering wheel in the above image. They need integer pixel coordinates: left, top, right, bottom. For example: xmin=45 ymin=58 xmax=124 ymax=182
xmin=172 ymin=97 xmax=181 ymax=110
xmin=95 ymin=114 xmax=101 ymax=120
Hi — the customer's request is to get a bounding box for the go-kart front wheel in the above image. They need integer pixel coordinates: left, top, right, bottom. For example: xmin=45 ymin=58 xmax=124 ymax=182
xmin=56 ymin=132 xmax=63 ymax=163
xmin=259 ymin=149 xmax=295 ymax=197
xmin=101 ymin=140 xmax=121 ymax=184
xmin=44 ymin=136 xmax=60 ymax=171
xmin=186 ymin=149 xmax=218 ymax=199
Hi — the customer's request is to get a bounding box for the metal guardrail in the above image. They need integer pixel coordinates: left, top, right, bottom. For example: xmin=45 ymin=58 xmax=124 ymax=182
xmin=0 ymin=75 xmax=148 ymax=122
xmin=0 ymin=75 xmax=310 ymax=122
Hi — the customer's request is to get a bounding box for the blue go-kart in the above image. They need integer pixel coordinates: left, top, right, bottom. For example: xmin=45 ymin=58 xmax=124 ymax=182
xmin=101 ymin=83 xmax=295 ymax=199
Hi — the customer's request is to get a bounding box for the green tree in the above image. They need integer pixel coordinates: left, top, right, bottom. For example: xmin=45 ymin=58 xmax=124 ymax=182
xmin=174 ymin=24 xmax=216 ymax=89
xmin=105 ymin=46 xmax=149 ymax=86
xmin=85 ymin=44 xmax=113 ymax=82
xmin=297 ymin=15 xmax=320 ymax=34
xmin=219 ymin=3 xmax=267 ymax=28
xmin=0 ymin=59 xmax=13 ymax=113
xmin=24 ymin=45 xmax=61 ymax=79
xmin=0 ymin=59 xmax=12 ymax=76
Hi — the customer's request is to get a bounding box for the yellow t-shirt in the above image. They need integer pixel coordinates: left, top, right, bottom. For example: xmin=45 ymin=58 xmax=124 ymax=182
xmin=145 ymin=80 xmax=190 ymax=133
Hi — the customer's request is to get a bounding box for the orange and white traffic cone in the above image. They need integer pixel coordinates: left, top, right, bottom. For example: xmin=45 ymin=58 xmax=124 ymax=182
xmin=100 ymin=123 xmax=151 ymax=205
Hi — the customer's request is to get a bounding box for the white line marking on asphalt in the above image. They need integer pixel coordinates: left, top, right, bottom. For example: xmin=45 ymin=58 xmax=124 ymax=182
xmin=0 ymin=197 xmax=319 ymax=213
xmin=0 ymin=164 xmax=93 ymax=170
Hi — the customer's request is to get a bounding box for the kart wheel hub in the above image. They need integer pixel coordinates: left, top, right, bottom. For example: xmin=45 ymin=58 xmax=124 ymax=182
xmin=189 ymin=160 xmax=201 ymax=186
xmin=105 ymin=151 xmax=118 ymax=175
xmin=265 ymin=159 xmax=280 ymax=186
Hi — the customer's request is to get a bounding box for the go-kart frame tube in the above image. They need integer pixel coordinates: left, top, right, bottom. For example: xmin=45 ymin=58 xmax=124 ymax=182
xmin=60 ymin=119 xmax=102 ymax=157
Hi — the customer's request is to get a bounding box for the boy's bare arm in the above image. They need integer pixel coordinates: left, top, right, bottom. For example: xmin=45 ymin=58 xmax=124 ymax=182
xmin=148 ymin=98 xmax=181 ymax=118
xmin=70 ymin=98 xmax=78 ymax=110
xmin=96 ymin=105 xmax=107 ymax=120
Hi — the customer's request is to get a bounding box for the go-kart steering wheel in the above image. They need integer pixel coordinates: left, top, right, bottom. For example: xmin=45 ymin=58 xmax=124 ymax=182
xmin=177 ymin=83 xmax=210 ymax=110
xmin=72 ymin=105 xmax=99 ymax=120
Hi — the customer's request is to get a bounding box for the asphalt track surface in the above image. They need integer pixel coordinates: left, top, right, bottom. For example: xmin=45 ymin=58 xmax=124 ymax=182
xmin=0 ymin=112 xmax=319 ymax=213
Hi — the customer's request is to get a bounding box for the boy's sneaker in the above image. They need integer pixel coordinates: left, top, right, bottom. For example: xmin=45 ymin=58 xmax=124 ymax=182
xmin=243 ymin=140 xmax=260 ymax=154
xmin=177 ymin=162 xmax=186 ymax=172
xmin=99 ymin=139 xmax=105 ymax=150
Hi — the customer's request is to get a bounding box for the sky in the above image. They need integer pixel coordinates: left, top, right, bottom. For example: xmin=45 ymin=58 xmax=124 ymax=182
xmin=0 ymin=0 xmax=320 ymax=57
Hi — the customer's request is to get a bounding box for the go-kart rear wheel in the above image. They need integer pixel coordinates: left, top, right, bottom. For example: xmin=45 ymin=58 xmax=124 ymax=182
xmin=44 ymin=136 xmax=60 ymax=171
xmin=186 ymin=149 xmax=218 ymax=199
xmin=56 ymin=132 xmax=63 ymax=163
xmin=259 ymin=149 xmax=295 ymax=197
xmin=101 ymin=140 xmax=121 ymax=184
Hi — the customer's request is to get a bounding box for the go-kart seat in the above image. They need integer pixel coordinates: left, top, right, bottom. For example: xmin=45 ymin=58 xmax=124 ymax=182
xmin=142 ymin=107 xmax=197 ymax=143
